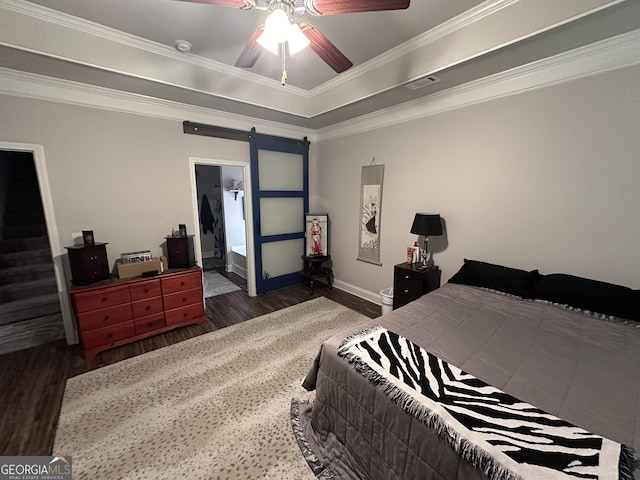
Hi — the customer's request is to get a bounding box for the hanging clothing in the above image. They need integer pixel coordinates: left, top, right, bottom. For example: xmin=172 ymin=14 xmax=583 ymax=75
xmin=200 ymin=194 xmax=215 ymax=234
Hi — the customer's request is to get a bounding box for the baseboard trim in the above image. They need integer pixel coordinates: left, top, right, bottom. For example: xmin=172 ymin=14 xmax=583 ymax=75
xmin=332 ymin=278 xmax=381 ymax=306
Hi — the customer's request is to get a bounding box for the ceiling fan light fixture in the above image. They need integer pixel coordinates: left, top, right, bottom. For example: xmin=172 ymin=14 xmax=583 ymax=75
xmin=257 ymin=8 xmax=291 ymax=55
xmin=256 ymin=28 xmax=280 ymax=55
xmin=264 ymin=8 xmax=290 ymax=43
xmin=287 ymin=23 xmax=310 ymax=55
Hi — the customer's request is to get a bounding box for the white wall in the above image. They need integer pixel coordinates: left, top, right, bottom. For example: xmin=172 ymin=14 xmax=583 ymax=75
xmin=0 ymin=95 xmax=253 ymax=266
xmin=2 ymin=61 xmax=638 ymax=319
xmin=0 ymin=95 xmax=260 ymax=340
xmin=313 ymin=64 xmax=640 ymax=301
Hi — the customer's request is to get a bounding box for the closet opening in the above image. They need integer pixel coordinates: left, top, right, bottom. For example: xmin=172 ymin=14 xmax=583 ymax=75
xmin=194 ymin=163 xmax=248 ymax=298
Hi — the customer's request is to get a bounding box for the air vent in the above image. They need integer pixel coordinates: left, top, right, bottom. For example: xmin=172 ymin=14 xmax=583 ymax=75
xmin=404 ymin=75 xmax=441 ymax=90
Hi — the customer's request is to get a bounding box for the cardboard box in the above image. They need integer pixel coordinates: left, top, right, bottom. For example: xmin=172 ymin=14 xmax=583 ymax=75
xmin=117 ymin=256 xmax=167 ymax=279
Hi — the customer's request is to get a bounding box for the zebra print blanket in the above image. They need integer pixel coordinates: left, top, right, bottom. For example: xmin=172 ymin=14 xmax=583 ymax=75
xmin=338 ymin=326 xmax=639 ymax=480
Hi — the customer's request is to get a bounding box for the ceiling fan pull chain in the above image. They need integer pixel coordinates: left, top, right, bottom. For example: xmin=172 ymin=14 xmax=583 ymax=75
xmin=281 ymin=43 xmax=287 ymax=86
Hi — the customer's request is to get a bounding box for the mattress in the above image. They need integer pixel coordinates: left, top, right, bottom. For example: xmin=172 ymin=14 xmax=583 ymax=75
xmin=296 ymin=283 xmax=640 ymax=480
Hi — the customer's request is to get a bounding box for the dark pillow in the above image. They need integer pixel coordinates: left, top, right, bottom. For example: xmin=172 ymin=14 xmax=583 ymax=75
xmin=448 ymin=259 xmax=540 ymax=297
xmin=525 ymin=273 xmax=640 ymax=320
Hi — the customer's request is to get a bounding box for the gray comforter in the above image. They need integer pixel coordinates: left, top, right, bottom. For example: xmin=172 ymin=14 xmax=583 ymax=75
xmin=298 ymin=283 xmax=640 ymax=480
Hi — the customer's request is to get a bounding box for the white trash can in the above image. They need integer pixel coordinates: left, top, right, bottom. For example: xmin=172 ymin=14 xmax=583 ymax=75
xmin=380 ymin=287 xmax=394 ymax=315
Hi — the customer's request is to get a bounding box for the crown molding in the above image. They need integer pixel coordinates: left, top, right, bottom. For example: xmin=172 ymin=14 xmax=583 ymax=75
xmin=4 ymin=0 xmax=623 ymax=117
xmin=1 ymin=25 xmax=637 ymax=144
xmin=0 ymin=0 xmax=310 ymax=98
xmin=4 ymin=0 xmax=514 ymax=100
xmin=310 ymin=0 xmax=519 ymax=96
xmin=0 ymin=66 xmax=315 ymax=141
xmin=315 ymin=28 xmax=640 ymax=141
xmin=305 ymin=0 xmax=625 ymax=117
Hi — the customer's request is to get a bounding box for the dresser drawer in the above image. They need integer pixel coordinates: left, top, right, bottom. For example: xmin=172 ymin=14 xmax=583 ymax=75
xmin=163 ymin=287 xmax=202 ymax=311
xmin=131 ymin=296 xmax=164 ymax=319
xmin=392 ymin=264 xmax=441 ymax=310
xmin=134 ymin=313 xmax=166 ymax=335
xmin=161 ymin=270 xmax=202 ymax=295
xmin=130 ymin=279 xmax=161 ymax=301
xmin=75 ymin=303 xmax=133 ymax=332
xmin=393 ymin=289 xmax=421 ymax=310
xmin=73 ymin=285 xmax=131 ymax=313
xmin=394 ymin=274 xmax=423 ymax=298
xmin=165 ymin=303 xmax=204 ymax=326
xmin=81 ymin=321 xmax=136 ymax=349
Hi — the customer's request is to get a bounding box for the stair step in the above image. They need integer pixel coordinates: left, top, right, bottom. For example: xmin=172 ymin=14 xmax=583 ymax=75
xmin=3 ymin=212 xmax=46 ymax=226
xmin=0 ymin=237 xmax=49 ymax=253
xmin=5 ymin=202 xmax=44 ymax=214
xmin=0 ymin=248 xmax=52 ymax=267
xmin=0 ymin=313 xmax=65 ymax=355
xmin=0 ymin=293 xmax=61 ymax=325
xmin=0 ymin=263 xmax=55 ymax=285
xmin=0 ymin=277 xmax=57 ymax=303
xmin=6 ymin=190 xmax=42 ymax=203
xmin=7 ymin=183 xmax=40 ymax=198
xmin=1 ymin=224 xmax=48 ymax=239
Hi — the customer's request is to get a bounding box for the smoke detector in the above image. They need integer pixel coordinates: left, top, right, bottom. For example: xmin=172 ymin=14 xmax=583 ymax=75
xmin=175 ymin=40 xmax=192 ymax=53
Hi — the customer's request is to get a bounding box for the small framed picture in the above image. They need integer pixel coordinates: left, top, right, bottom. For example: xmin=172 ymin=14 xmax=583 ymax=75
xmin=82 ymin=230 xmax=95 ymax=246
xmin=178 ymin=224 xmax=187 ymax=237
xmin=305 ymin=213 xmax=329 ymax=256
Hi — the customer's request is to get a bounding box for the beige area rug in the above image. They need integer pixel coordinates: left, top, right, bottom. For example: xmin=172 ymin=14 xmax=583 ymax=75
xmin=54 ymin=298 xmax=370 ymax=480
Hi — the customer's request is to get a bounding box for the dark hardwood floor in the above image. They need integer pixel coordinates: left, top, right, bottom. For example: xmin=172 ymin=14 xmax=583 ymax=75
xmin=0 ymin=276 xmax=380 ymax=456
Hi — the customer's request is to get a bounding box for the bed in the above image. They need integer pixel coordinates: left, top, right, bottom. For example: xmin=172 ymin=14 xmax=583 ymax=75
xmin=293 ymin=260 xmax=640 ymax=480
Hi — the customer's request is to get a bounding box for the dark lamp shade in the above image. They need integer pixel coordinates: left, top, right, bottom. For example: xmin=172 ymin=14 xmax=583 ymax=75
xmin=410 ymin=213 xmax=443 ymax=236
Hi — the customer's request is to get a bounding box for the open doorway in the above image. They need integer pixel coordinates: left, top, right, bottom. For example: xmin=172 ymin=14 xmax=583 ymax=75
xmin=0 ymin=147 xmax=71 ymax=354
xmin=194 ymin=163 xmax=248 ymax=298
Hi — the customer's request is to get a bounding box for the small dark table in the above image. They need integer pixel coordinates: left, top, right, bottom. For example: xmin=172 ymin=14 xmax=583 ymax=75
xmin=65 ymin=242 xmax=110 ymax=285
xmin=301 ymin=255 xmax=334 ymax=294
xmin=393 ymin=262 xmax=441 ymax=309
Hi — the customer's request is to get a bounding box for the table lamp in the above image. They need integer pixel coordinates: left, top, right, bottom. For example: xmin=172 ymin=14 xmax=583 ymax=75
xmin=410 ymin=213 xmax=443 ymax=269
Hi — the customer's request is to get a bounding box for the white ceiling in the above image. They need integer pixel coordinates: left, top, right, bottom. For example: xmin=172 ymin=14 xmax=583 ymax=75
xmin=1 ymin=0 xmax=639 ymax=129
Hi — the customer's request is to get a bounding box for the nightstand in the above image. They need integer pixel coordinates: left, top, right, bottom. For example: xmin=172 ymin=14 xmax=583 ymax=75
xmin=65 ymin=242 xmax=110 ymax=286
xmin=166 ymin=236 xmax=195 ymax=269
xmin=393 ymin=263 xmax=441 ymax=310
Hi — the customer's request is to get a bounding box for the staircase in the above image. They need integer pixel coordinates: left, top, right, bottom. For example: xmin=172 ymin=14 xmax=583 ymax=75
xmin=0 ymin=157 xmax=64 ymax=355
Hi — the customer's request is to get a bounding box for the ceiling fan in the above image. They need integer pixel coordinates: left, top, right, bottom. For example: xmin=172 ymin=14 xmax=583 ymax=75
xmin=176 ymin=0 xmax=410 ymax=84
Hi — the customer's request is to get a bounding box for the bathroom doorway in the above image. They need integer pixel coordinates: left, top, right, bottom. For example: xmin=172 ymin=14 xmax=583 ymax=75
xmin=194 ymin=163 xmax=248 ymax=296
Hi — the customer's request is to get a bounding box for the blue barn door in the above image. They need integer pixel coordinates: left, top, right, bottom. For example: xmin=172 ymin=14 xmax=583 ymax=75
xmin=250 ymin=134 xmax=309 ymax=294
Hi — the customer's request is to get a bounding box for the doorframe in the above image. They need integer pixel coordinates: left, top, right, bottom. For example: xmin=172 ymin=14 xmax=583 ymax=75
xmin=0 ymin=141 xmax=77 ymax=344
xmin=188 ymin=157 xmax=256 ymax=297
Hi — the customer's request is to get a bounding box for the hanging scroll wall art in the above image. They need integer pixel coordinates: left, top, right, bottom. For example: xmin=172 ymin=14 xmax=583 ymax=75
xmin=357 ymin=162 xmax=384 ymax=265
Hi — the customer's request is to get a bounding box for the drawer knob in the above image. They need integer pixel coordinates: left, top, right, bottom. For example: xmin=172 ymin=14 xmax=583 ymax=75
xmin=183 ymin=313 xmax=188 ymax=318
xmin=404 ymin=289 xmax=409 ymax=293
xmin=104 ymin=315 xmax=110 ymax=320
xmin=180 ymin=281 xmax=185 ymax=286
xmin=182 ymin=297 xmax=187 ymax=302
xmin=404 ymin=275 xmax=410 ymax=279
xmin=107 ymin=333 xmax=113 ymax=338
xmin=101 ymin=297 xmax=107 ymax=302
xmin=144 ymin=289 xmax=149 ymax=293
xmin=145 ymin=306 xmax=151 ymax=311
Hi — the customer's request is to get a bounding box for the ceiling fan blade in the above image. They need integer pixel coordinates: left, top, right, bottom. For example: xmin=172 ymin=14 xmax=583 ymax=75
xmin=235 ymin=25 xmax=264 ymax=68
xmin=300 ymin=22 xmax=353 ymax=73
xmin=304 ymin=0 xmax=409 ymax=15
xmin=174 ymin=0 xmax=255 ymax=9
